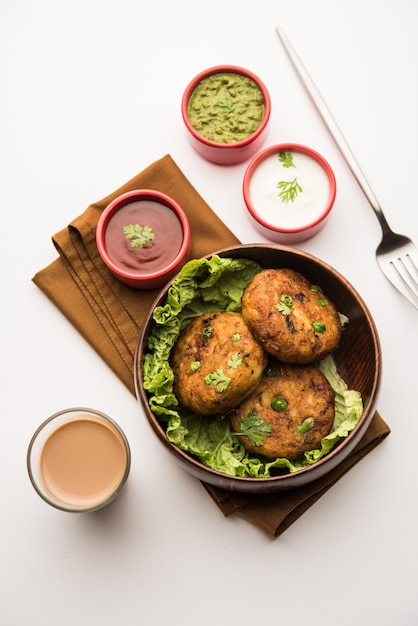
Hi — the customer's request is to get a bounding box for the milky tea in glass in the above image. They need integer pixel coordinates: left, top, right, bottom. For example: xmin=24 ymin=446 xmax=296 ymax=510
xmin=27 ymin=408 xmax=130 ymax=512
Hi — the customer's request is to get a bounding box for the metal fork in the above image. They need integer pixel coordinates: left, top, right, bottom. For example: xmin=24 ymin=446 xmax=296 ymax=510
xmin=276 ymin=25 xmax=418 ymax=311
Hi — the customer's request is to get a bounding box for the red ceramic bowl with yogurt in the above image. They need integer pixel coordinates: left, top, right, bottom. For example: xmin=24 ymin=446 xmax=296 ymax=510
xmin=96 ymin=190 xmax=191 ymax=289
xmin=181 ymin=65 xmax=271 ymax=165
xmin=243 ymin=143 xmax=336 ymax=243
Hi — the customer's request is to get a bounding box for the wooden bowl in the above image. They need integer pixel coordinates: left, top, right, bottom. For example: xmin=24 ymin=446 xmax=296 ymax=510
xmin=134 ymin=244 xmax=381 ymax=493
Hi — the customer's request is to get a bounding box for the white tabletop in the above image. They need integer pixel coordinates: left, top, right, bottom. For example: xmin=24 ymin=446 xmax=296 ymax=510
xmin=2 ymin=1 xmax=418 ymax=624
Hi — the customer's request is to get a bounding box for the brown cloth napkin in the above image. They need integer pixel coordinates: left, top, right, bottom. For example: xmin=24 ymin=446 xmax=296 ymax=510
xmin=33 ymin=154 xmax=390 ymax=537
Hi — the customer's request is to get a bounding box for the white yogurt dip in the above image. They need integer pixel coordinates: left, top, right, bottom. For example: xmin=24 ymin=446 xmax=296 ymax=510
xmin=248 ymin=149 xmax=332 ymax=230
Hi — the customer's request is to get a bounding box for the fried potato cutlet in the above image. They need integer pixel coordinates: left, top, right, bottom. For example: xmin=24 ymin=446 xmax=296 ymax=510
xmin=241 ymin=268 xmax=342 ymax=364
xmin=171 ymin=311 xmax=267 ymax=415
xmin=230 ymin=362 xmax=335 ymax=460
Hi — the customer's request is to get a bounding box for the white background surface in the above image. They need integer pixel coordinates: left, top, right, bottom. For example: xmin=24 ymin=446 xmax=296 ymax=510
xmin=2 ymin=1 xmax=418 ymax=624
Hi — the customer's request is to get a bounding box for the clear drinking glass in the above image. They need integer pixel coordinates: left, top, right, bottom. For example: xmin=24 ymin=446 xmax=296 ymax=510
xmin=27 ymin=407 xmax=131 ymax=512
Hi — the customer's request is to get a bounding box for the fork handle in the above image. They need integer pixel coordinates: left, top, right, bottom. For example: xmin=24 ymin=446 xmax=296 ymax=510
xmin=276 ymin=25 xmax=392 ymax=236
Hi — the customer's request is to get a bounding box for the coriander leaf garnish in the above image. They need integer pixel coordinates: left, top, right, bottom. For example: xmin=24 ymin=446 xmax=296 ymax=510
xmin=217 ymin=97 xmax=234 ymax=114
xmin=277 ymin=177 xmax=303 ymax=203
xmin=235 ymin=410 xmax=272 ymax=446
xmin=278 ymin=151 xmax=296 ymax=168
xmin=231 ymin=333 xmax=241 ymax=342
xmin=275 ymin=293 xmax=293 ymax=316
xmin=123 ymin=224 xmax=154 ymax=248
xmin=297 ymin=417 xmax=314 ymax=435
xmin=202 ymin=326 xmax=213 ymax=339
xmin=190 ymin=361 xmax=201 ymax=372
xmin=228 ymin=352 xmax=243 ymax=369
xmin=204 ymin=368 xmax=231 ymax=392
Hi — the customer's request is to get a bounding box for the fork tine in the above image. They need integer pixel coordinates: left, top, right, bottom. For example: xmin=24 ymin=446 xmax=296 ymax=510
xmin=386 ymin=267 xmax=418 ymax=309
xmin=385 ymin=248 xmax=418 ymax=309
xmin=405 ymin=250 xmax=418 ymax=278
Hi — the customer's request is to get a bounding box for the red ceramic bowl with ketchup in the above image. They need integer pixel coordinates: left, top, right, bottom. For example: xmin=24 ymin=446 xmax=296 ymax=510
xmin=96 ymin=190 xmax=191 ymax=289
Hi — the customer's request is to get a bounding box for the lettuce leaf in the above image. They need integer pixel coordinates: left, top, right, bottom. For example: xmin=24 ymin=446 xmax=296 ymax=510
xmin=141 ymin=256 xmax=364 ymax=477
xmin=142 ymin=255 xmax=262 ymax=415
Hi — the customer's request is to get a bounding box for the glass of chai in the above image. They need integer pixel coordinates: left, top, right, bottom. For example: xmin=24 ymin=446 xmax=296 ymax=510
xmin=27 ymin=408 xmax=131 ymax=512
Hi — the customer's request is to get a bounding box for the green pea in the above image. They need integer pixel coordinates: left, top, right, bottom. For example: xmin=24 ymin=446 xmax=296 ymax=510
xmin=312 ymin=321 xmax=326 ymax=333
xmin=265 ymin=364 xmax=280 ymax=377
xmin=310 ymin=284 xmax=322 ymax=293
xmin=270 ymin=396 xmax=288 ymax=412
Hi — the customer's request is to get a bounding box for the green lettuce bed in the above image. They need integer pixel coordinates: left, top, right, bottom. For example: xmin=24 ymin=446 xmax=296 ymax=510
xmin=142 ymin=255 xmax=363 ymax=477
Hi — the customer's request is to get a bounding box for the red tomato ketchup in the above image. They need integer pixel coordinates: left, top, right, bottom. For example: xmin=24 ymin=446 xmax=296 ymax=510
xmin=96 ymin=189 xmax=191 ymax=289
xmin=104 ymin=200 xmax=184 ymax=275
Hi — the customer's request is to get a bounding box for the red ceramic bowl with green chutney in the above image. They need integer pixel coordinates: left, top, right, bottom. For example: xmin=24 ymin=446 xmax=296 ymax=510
xmin=181 ymin=65 xmax=271 ymax=165
xmin=96 ymin=189 xmax=191 ymax=289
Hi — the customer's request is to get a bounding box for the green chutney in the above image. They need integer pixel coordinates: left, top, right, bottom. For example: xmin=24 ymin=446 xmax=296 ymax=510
xmin=188 ymin=72 xmax=265 ymax=144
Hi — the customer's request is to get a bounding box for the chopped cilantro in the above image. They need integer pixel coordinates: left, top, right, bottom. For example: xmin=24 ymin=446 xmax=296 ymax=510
xmin=278 ymin=151 xmax=296 ymax=168
xmin=228 ymin=352 xmax=243 ymax=369
xmin=235 ymin=410 xmax=272 ymax=446
xmin=277 ymin=177 xmax=303 ymax=203
xmin=297 ymin=417 xmax=314 ymax=435
xmin=275 ymin=293 xmax=293 ymax=316
xmin=202 ymin=326 xmax=213 ymax=339
xmin=217 ymin=97 xmax=234 ymax=115
xmin=123 ymin=224 xmax=154 ymax=248
xmin=204 ymin=368 xmax=231 ymax=392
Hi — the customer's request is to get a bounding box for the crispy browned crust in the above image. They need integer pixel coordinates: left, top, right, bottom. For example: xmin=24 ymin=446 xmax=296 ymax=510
xmin=230 ymin=362 xmax=335 ymax=460
xmin=171 ymin=311 xmax=267 ymax=415
xmin=241 ymin=268 xmax=342 ymax=364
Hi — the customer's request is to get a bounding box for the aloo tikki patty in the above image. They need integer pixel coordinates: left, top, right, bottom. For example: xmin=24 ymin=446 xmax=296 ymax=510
xmin=171 ymin=311 xmax=267 ymax=415
xmin=230 ymin=362 xmax=335 ymax=460
xmin=241 ymin=268 xmax=342 ymax=364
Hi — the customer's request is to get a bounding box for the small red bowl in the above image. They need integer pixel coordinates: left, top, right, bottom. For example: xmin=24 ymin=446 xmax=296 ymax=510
xmin=181 ymin=65 xmax=271 ymax=165
xmin=96 ymin=190 xmax=191 ymax=289
xmin=243 ymin=143 xmax=336 ymax=243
